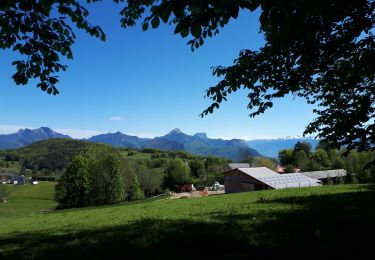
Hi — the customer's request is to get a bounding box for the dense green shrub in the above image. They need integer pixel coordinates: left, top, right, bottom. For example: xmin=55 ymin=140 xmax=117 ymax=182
xmin=55 ymin=155 xmax=90 ymax=208
xmin=0 ymin=185 xmax=10 ymax=201
xmin=56 ymin=154 xmax=125 ymax=209
xmin=163 ymin=158 xmax=191 ymax=190
xmin=121 ymin=163 xmax=144 ymax=201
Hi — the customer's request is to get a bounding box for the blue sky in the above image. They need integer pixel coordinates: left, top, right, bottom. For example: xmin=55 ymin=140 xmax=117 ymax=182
xmin=0 ymin=2 xmax=316 ymax=139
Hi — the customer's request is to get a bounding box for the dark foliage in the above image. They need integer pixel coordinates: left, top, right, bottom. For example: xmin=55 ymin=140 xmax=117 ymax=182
xmin=56 ymin=154 xmax=125 ymax=208
xmin=278 ymin=141 xmax=375 ymax=182
xmin=2 ymin=1 xmax=374 ymax=152
xmin=118 ymin=0 xmax=375 ymax=152
xmin=0 ymin=0 xmax=105 ymax=94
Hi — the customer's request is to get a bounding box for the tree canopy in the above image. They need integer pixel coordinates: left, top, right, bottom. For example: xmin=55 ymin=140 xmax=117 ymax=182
xmin=2 ymin=0 xmax=375 ymax=151
xmin=0 ymin=0 xmax=105 ymax=94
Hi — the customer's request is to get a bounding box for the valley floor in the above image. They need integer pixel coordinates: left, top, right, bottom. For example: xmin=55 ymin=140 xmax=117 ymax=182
xmin=0 ymin=184 xmax=374 ymax=259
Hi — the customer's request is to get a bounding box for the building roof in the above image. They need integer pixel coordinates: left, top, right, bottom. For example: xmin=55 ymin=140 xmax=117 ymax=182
xmin=228 ymin=163 xmax=250 ymax=170
xmin=225 ymin=167 xmax=320 ymax=189
xmin=236 ymin=167 xmax=280 ymax=178
xmin=259 ymin=173 xmax=321 ymax=189
xmin=301 ymin=169 xmax=347 ymax=180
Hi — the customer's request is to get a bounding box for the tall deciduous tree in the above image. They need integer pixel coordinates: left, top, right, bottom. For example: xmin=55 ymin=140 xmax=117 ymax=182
xmin=55 ymin=154 xmax=90 ymax=208
xmin=120 ymin=160 xmax=144 ymax=201
xmin=163 ymin=158 xmax=191 ymax=189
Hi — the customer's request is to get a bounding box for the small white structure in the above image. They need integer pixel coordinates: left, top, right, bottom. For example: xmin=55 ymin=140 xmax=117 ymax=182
xmin=32 ymin=181 xmax=39 ymax=185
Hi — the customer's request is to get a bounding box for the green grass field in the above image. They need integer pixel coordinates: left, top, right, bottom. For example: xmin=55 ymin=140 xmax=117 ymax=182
xmin=0 ymin=184 xmax=374 ymax=259
xmin=0 ymin=182 xmax=57 ymax=219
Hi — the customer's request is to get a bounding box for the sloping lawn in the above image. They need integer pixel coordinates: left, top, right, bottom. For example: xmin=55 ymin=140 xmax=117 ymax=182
xmin=0 ymin=182 xmax=57 ymax=219
xmin=0 ymin=184 xmax=374 ymax=259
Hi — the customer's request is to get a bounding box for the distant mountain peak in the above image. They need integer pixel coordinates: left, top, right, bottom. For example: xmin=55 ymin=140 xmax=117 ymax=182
xmin=38 ymin=127 xmax=54 ymax=134
xmin=0 ymin=127 xmax=71 ymax=150
xmin=167 ymin=128 xmax=183 ymax=135
xmin=17 ymin=127 xmax=61 ymax=136
xmin=194 ymin=132 xmax=208 ymax=139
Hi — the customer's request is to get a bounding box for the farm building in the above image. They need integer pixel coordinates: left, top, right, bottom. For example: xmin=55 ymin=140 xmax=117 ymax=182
xmin=301 ymin=169 xmax=347 ymax=184
xmin=222 ymin=167 xmax=320 ymax=194
xmin=0 ymin=173 xmax=26 ymax=185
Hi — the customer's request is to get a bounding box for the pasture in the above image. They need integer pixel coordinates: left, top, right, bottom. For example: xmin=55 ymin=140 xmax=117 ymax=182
xmin=0 ymin=184 xmax=374 ymax=259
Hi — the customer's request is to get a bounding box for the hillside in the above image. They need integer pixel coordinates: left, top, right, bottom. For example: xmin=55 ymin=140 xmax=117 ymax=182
xmin=0 ymin=184 xmax=374 ymax=259
xmin=4 ymin=139 xmax=117 ymax=171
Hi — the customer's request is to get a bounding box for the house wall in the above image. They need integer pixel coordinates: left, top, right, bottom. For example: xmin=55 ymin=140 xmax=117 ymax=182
xmin=223 ymin=169 xmax=270 ymax=193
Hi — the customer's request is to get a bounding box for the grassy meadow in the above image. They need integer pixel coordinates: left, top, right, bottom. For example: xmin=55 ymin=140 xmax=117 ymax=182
xmin=0 ymin=184 xmax=374 ymax=259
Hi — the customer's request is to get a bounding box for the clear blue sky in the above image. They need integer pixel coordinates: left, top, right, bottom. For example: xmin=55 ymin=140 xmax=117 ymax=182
xmin=0 ymin=2 xmax=316 ymax=139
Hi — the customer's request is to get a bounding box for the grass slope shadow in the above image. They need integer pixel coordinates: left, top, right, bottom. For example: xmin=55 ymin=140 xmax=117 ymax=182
xmin=1 ymin=186 xmax=375 ymax=259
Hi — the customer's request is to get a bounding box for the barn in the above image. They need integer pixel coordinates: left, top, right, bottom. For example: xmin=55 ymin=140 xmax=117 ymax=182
xmin=222 ymin=167 xmax=320 ymax=194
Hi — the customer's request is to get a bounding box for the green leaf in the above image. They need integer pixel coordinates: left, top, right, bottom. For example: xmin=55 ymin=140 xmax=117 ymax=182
xmin=151 ymin=16 xmax=160 ymax=29
xmin=142 ymin=22 xmax=149 ymax=31
xmin=180 ymin=28 xmax=189 ymax=38
xmin=191 ymin=23 xmax=202 ymax=38
xmin=159 ymin=6 xmax=172 ymax=23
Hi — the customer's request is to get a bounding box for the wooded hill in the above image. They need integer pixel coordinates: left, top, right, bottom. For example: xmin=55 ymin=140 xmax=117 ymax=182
xmin=0 ymin=139 xmax=231 ymax=192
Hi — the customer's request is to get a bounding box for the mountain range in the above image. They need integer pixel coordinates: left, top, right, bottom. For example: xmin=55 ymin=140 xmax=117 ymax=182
xmin=0 ymin=127 xmax=320 ymax=160
xmin=88 ymin=128 xmax=260 ymax=161
xmin=0 ymin=127 xmax=70 ymax=150
xmin=0 ymin=127 xmax=260 ymax=161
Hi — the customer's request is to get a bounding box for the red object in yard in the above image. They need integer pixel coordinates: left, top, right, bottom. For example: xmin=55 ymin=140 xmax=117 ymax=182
xmin=175 ymin=184 xmax=193 ymax=193
xmin=181 ymin=184 xmax=193 ymax=192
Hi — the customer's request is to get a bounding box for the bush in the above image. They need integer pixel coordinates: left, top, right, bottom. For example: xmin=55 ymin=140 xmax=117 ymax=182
xmin=163 ymin=158 xmax=191 ymax=190
xmin=121 ymin=164 xmax=144 ymax=201
xmin=284 ymin=164 xmax=295 ymax=173
xmin=0 ymin=185 xmax=10 ymax=202
xmin=137 ymin=166 xmax=163 ymax=197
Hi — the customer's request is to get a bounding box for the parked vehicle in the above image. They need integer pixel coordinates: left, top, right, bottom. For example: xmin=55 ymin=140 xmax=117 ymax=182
xmin=209 ymin=182 xmax=224 ymax=191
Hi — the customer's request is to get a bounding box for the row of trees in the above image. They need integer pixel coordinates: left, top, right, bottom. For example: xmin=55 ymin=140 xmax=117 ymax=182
xmin=278 ymin=142 xmax=375 ymax=183
xmin=128 ymin=156 xmax=229 ymax=193
xmin=56 ymin=152 xmax=230 ymax=208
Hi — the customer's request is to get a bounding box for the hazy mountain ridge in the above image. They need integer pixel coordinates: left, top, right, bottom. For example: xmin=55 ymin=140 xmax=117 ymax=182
xmin=246 ymin=137 xmax=319 ymax=158
xmin=161 ymin=128 xmax=261 ymax=161
xmin=88 ymin=132 xmax=149 ymax=148
xmin=0 ymin=127 xmax=71 ymax=150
